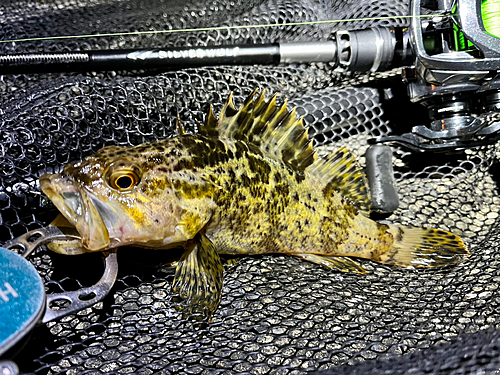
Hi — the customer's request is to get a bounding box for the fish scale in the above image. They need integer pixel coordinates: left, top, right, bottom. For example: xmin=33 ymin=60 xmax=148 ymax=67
xmin=203 ymin=143 xmax=349 ymax=257
xmin=39 ymin=89 xmax=469 ymax=317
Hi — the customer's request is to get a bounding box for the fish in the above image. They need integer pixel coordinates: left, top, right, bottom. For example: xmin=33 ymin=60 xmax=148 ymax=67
xmin=40 ymin=89 xmax=469 ymax=316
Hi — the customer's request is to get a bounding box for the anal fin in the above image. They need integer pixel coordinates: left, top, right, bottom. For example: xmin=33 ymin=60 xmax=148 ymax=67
xmin=172 ymin=234 xmax=224 ymax=318
xmin=294 ymin=253 xmax=367 ymax=273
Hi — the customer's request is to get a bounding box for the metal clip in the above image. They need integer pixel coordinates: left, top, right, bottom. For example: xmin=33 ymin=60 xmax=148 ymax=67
xmin=3 ymin=226 xmax=81 ymax=258
xmin=42 ymin=250 xmax=117 ymax=323
xmin=2 ymin=227 xmax=118 ymax=324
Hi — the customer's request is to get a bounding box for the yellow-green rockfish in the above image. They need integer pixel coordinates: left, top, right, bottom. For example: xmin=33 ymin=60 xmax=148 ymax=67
xmin=40 ymin=89 xmax=468 ymax=315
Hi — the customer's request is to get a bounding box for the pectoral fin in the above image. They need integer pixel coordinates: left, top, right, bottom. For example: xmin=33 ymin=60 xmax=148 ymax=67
xmin=172 ymin=234 xmax=224 ymax=317
xmin=294 ymin=253 xmax=367 ymax=273
xmin=173 ymin=200 xmax=216 ymax=243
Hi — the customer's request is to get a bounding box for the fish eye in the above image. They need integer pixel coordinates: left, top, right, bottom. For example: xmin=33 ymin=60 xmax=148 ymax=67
xmin=116 ymin=175 xmax=132 ymax=189
xmin=109 ymin=171 xmax=140 ymax=190
xmin=106 ymin=161 xmax=142 ymax=191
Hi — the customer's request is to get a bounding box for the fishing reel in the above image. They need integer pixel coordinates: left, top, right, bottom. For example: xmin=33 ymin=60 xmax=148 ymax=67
xmin=0 ymin=0 xmax=498 ymax=153
xmin=368 ymin=0 xmax=500 ymax=152
xmin=333 ymin=0 xmax=500 ymax=213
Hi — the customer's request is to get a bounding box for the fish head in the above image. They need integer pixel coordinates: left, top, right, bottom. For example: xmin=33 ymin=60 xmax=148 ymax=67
xmin=40 ymin=142 xmax=217 ymax=252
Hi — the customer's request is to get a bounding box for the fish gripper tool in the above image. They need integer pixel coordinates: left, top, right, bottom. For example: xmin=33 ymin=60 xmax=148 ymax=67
xmin=0 ymin=227 xmax=118 ymax=358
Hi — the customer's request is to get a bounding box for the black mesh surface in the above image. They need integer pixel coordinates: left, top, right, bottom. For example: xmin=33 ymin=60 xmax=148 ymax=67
xmin=1 ymin=1 xmax=500 ymax=374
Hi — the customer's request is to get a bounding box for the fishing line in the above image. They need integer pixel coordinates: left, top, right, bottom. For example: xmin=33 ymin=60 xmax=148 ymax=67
xmin=0 ymin=14 xmax=436 ymax=44
xmin=482 ymin=0 xmax=500 ymax=38
xmin=453 ymin=0 xmax=500 ymax=51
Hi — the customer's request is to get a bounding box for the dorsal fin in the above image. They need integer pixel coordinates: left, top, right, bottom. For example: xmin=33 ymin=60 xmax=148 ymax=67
xmin=199 ymin=89 xmax=316 ymax=171
xmin=176 ymin=114 xmax=186 ymax=135
xmin=308 ymin=147 xmax=371 ymax=215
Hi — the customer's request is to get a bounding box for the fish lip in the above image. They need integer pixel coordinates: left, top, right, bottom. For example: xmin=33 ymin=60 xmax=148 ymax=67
xmin=40 ymin=174 xmax=110 ymax=251
xmin=40 ymin=174 xmax=82 ymax=226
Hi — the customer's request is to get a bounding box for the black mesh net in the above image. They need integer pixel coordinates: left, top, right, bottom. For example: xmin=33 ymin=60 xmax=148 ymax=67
xmin=1 ymin=0 xmax=500 ymax=374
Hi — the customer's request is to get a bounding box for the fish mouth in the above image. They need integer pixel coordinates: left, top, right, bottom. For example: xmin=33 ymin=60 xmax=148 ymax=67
xmin=40 ymin=174 xmax=111 ymax=251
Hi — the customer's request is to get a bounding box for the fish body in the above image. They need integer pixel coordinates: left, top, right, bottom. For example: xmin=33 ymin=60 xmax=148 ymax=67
xmin=203 ymin=138 xmax=388 ymax=260
xmin=40 ymin=89 xmax=468 ymax=315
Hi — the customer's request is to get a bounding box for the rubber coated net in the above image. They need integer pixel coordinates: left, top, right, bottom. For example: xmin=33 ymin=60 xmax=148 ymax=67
xmin=1 ymin=0 xmax=500 ymax=374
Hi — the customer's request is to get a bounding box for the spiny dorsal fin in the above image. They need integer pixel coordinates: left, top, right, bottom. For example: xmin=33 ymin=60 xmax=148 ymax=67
xmin=202 ymin=105 xmax=219 ymax=137
xmin=176 ymin=114 xmax=186 ymax=135
xmin=308 ymin=147 xmax=371 ymax=215
xmin=199 ymin=89 xmax=315 ymax=171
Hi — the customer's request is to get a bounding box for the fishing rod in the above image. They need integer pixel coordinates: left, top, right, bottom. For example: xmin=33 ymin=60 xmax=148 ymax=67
xmin=0 ymin=23 xmax=413 ymax=74
xmin=0 ymin=0 xmax=499 ymax=155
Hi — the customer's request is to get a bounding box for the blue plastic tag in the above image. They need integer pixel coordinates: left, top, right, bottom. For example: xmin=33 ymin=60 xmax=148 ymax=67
xmin=0 ymin=247 xmax=45 ymax=356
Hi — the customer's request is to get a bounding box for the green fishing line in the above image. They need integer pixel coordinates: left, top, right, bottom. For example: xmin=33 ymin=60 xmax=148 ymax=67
xmin=454 ymin=0 xmax=500 ymax=51
xmin=452 ymin=3 xmax=472 ymax=50
xmin=453 ymin=23 xmax=468 ymax=50
xmin=0 ymin=14 xmax=433 ymax=44
xmin=482 ymin=0 xmax=500 ymax=38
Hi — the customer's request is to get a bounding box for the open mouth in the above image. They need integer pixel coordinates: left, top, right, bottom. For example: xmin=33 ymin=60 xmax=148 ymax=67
xmin=40 ymin=174 xmax=111 ymax=251
xmin=62 ymin=191 xmax=84 ymax=218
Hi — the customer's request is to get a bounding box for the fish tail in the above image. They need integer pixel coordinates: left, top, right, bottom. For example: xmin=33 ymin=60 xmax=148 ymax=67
xmin=378 ymin=224 xmax=469 ymax=268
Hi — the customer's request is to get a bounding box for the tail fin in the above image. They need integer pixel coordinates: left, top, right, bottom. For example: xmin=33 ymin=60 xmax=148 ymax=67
xmin=380 ymin=224 xmax=469 ymax=268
